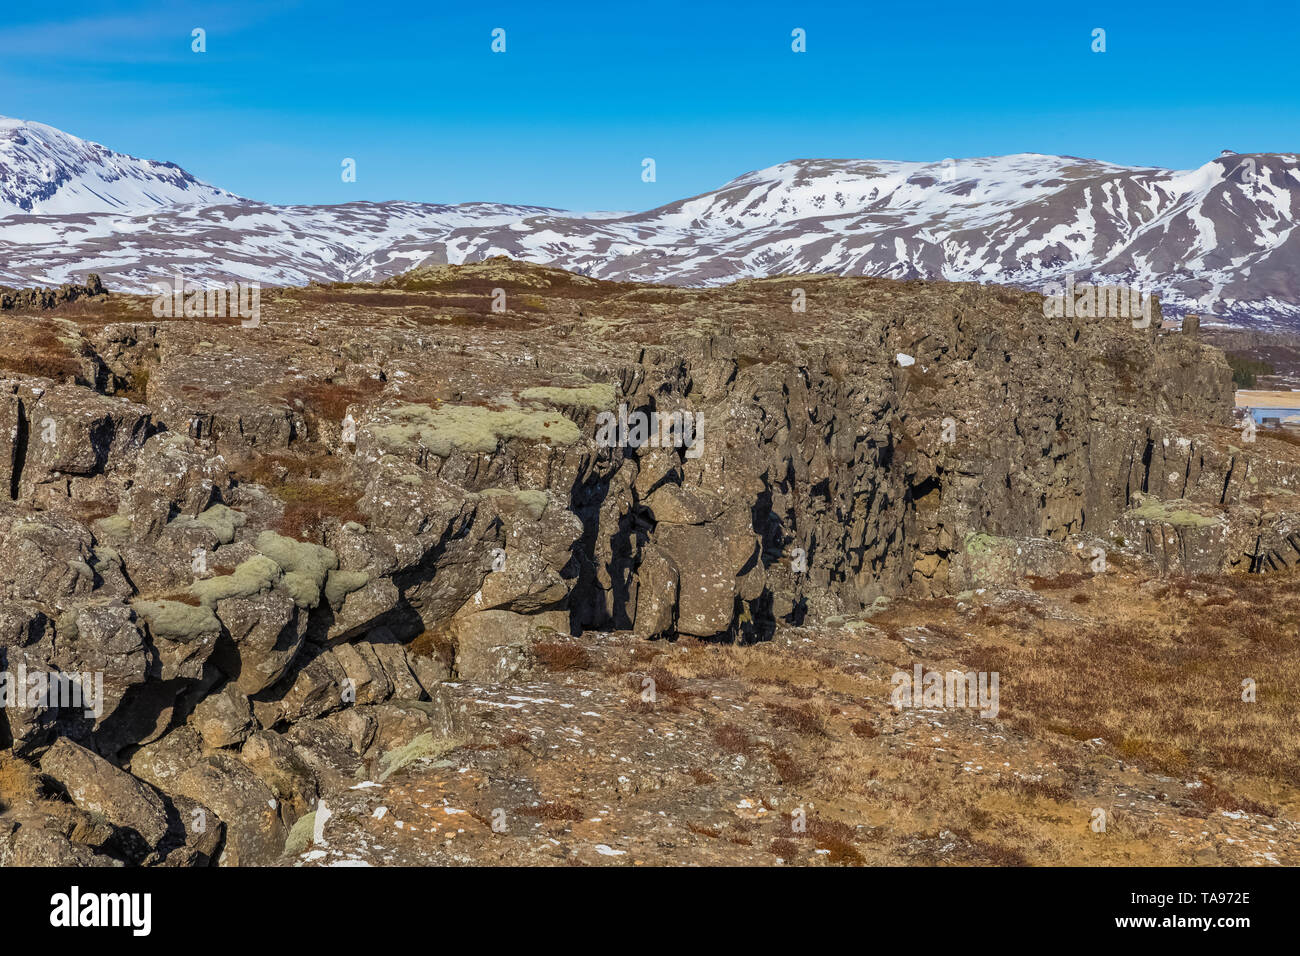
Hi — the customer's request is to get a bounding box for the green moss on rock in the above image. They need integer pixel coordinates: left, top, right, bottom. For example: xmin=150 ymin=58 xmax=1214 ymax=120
xmin=55 ymin=609 xmax=80 ymax=641
xmin=92 ymin=514 xmax=133 ymax=540
xmin=182 ymin=532 xmax=341 ymax=612
xmin=134 ymin=599 xmax=221 ymax=641
xmin=280 ymin=571 xmax=321 ymax=608
xmin=193 ymin=504 xmax=246 ymax=544
xmin=324 ymin=569 xmax=369 ymax=608
xmin=254 ymin=531 xmax=338 ymax=579
xmin=169 ymin=504 xmax=246 ymax=545
xmin=66 ymin=558 xmax=94 ymax=579
xmin=91 ymin=546 xmax=121 ymax=571
xmin=1128 ymin=499 xmax=1221 ymax=528
xmin=964 ymin=532 xmax=1008 ymax=556
xmin=371 ymin=402 xmax=581 ymax=457
xmin=247 ymin=531 xmax=339 ymax=609
xmin=477 ymin=488 xmax=549 ymax=519
xmin=376 ymin=731 xmax=461 ymax=782
xmin=283 ymin=809 xmax=317 ymax=857
xmin=190 ymin=555 xmax=282 ymax=607
xmin=519 ymin=384 xmax=616 ymax=410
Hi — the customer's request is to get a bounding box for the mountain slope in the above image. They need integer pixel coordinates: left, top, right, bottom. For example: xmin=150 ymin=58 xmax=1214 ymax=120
xmin=0 ymin=118 xmax=1296 ymax=328
xmin=0 ymin=117 xmax=241 ymax=215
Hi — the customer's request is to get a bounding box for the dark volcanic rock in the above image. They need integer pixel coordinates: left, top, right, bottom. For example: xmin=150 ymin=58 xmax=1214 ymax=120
xmin=0 ymin=259 xmax=1296 ymax=866
xmin=0 ymin=275 xmax=107 ymax=311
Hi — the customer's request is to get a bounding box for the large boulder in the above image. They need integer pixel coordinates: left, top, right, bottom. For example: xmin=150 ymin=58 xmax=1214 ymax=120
xmin=188 ymin=683 xmax=254 ymax=749
xmin=15 ymin=384 xmax=151 ymax=504
xmin=172 ymin=752 xmax=287 ymax=866
xmin=211 ymin=588 xmax=307 ymax=695
xmin=449 ymin=608 xmax=563 ymax=682
xmin=0 ymin=822 xmax=122 ymax=867
xmin=39 ymin=738 xmax=169 ymax=861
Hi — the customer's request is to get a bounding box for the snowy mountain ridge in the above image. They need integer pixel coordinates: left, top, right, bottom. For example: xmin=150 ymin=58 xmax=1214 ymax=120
xmin=1 ymin=117 xmax=1296 ymax=327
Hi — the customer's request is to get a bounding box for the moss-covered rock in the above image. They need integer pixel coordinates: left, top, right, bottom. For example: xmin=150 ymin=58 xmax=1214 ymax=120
xmin=191 ymin=555 xmax=282 ymax=607
xmin=376 ymin=731 xmax=460 ymax=782
xmin=476 ymin=488 xmax=549 ymax=520
xmin=254 ymin=531 xmax=338 ymax=579
xmin=92 ymin=514 xmax=134 ymax=540
xmin=172 ymin=503 xmax=246 ymax=545
xmin=1128 ymin=498 xmax=1222 ymax=528
xmin=324 ymin=569 xmax=370 ymax=608
xmin=519 ymin=384 xmax=616 ymax=410
xmin=133 ymin=599 xmax=220 ymax=641
xmin=369 ymin=402 xmax=581 ymax=457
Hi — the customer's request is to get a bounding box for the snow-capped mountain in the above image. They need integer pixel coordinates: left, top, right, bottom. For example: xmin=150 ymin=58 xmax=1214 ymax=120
xmin=0 ymin=117 xmax=241 ymax=214
xmin=0 ymin=118 xmax=1296 ymax=328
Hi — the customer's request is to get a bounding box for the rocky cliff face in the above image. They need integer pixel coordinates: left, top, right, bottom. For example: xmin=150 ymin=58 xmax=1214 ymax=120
xmin=1 ymin=260 xmax=1296 ymax=865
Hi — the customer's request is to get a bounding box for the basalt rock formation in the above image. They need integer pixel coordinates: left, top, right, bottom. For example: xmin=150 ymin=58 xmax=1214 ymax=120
xmin=1 ymin=259 xmax=1298 ymax=865
xmin=0 ymin=273 xmax=105 ymax=311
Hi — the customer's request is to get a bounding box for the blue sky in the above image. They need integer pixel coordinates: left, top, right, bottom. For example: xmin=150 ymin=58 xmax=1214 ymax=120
xmin=2 ymin=0 xmax=1296 ymax=210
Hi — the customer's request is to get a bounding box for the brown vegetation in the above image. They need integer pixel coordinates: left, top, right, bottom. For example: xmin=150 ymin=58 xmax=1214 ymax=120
xmin=533 ymin=641 xmax=591 ymax=672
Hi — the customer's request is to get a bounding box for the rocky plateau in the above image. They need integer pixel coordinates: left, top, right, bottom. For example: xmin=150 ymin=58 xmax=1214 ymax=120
xmin=1 ymin=259 xmax=1298 ymax=866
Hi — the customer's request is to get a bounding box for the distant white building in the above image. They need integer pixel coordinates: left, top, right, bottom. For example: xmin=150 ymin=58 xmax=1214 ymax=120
xmin=1236 ymin=389 xmax=1300 ymax=427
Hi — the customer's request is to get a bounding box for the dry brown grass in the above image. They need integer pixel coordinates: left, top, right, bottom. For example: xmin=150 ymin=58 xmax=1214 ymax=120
xmin=1 ymin=293 xmax=152 ymax=329
xmin=155 ymin=589 xmax=203 ymax=607
xmin=712 ymin=723 xmax=754 ymax=756
xmin=517 ymin=802 xmax=583 ymax=822
xmin=604 ymin=567 xmax=1292 ymax=864
xmin=276 ymin=482 xmax=366 ymax=537
xmin=804 ymin=816 xmax=864 ymax=865
xmin=228 ymin=448 xmax=366 ymax=536
xmin=947 ymin=828 xmax=1031 ymax=866
xmin=533 ymin=641 xmax=591 ymax=672
xmin=629 ymin=643 xmax=664 ymax=664
xmin=67 ymin=499 xmax=119 ymax=524
xmin=765 ymin=701 xmax=826 ymax=737
xmin=995 ymin=775 xmax=1073 ymax=803
xmin=289 ymin=381 xmax=371 ymax=439
xmin=1027 ymin=572 xmax=1090 ymax=590
xmin=769 ymin=748 xmax=813 ymax=785
xmin=0 ymin=752 xmax=41 ymax=811
xmin=0 ymin=326 xmax=84 ymax=382
xmin=769 ymin=836 xmax=798 ymax=860
xmin=625 ymin=665 xmax=692 ymax=705
xmin=1189 ymin=774 xmax=1277 ymax=817
xmin=960 ymin=569 xmax=1300 ymax=797
xmin=658 ymin=639 xmax=869 ymax=701
xmin=407 ymin=628 xmax=455 ymax=673
xmin=686 ymin=767 xmax=715 ymax=786
xmin=1259 ymin=427 xmax=1300 ymax=449
xmin=498 ymin=730 xmax=531 ymax=748
xmin=850 ymin=719 xmax=879 ymax=739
